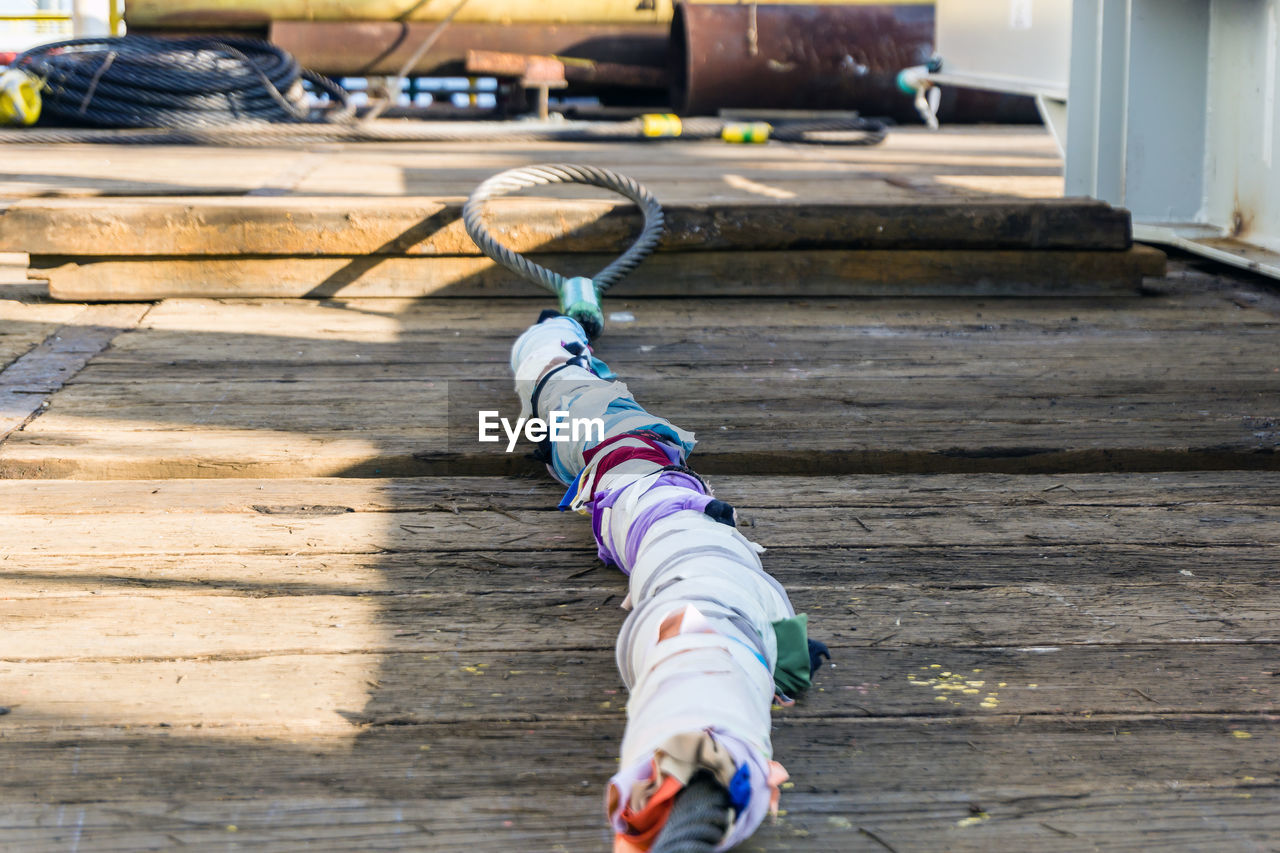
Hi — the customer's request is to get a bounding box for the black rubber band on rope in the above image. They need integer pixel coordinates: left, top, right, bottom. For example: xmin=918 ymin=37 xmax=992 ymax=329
xmin=528 ymin=360 xmax=585 ymax=423
xmin=651 ymin=772 xmax=732 ymax=853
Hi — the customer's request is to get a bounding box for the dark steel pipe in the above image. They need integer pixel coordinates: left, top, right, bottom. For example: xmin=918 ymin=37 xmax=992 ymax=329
xmin=670 ymin=2 xmax=1039 ymax=123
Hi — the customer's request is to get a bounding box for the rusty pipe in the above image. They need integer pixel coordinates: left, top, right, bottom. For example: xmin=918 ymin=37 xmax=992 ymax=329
xmin=670 ymin=2 xmax=1039 ymax=123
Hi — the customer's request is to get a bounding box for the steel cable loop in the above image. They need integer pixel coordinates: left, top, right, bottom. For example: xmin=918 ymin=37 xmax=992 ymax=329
xmin=462 ymin=163 xmax=665 ymax=295
xmin=13 ymin=35 xmax=351 ymax=128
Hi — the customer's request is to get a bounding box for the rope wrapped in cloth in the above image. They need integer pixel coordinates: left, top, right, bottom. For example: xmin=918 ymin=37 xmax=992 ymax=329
xmin=510 ymin=313 xmax=826 ymax=851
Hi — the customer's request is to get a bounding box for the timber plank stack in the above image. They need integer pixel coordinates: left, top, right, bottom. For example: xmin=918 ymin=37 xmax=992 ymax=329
xmin=1 ymin=196 xmax=1162 ymax=300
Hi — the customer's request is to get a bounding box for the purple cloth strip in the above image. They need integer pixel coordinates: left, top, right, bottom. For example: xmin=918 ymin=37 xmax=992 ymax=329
xmin=591 ymin=471 xmax=708 ymax=569
xmin=621 ymin=492 xmax=715 ymax=569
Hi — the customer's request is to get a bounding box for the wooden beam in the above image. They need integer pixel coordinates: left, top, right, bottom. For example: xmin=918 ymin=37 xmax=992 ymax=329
xmin=2 ymin=645 xmax=1274 ymax=729
xmin=32 ymin=247 xmax=1165 ymax=301
xmin=0 ymin=720 xmax=1271 ymax=850
xmin=1 ymin=196 xmax=1133 ymax=256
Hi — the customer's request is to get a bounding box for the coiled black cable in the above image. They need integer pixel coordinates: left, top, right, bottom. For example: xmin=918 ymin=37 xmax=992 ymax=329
xmin=13 ymin=35 xmax=350 ymax=128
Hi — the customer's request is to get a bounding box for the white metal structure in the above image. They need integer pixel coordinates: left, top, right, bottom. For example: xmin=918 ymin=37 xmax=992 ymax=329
xmin=932 ymin=0 xmax=1072 ymax=99
xmin=0 ymin=0 xmax=116 ymax=54
xmin=927 ymin=1 xmax=1072 ymax=150
xmin=925 ymin=0 xmax=1280 ymax=280
xmin=1068 ymin=0 xmax=1280 ymax=278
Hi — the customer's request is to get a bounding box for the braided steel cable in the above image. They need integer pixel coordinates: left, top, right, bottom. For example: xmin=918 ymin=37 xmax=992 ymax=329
xmin=769 ymin=117 xmax=889 ymax=145
xmin=650 ymin=773 xmax=733 ymax=853
xmin=0 ymin=119 xmax=577 ymax=145
xmin=464 ymin=163 xmax=664 ymax=294
xmin=12 ymin=35 xmax=350 ymax=128
xmin=0 ymin=114 xmax=886 ymax=145
xmin=464 ymin=164 xmax=664 ymax=337
xmin=671 ymin=115 xmax=889 ymax=145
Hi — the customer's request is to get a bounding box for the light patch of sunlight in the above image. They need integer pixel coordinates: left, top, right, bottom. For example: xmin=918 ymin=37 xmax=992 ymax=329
xmin=723 ymin=174 xmax=798 ymax=200
xmin=934 ymin=174 xmax=1065 ymax=198
xmin=0 ymin=480 xmax=395 ymax=737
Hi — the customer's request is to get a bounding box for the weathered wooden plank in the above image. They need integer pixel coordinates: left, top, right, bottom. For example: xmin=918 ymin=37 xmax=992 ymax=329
xmin=72 ymin=319 xmax=1280 ymax=388
xmin=0 ymin=304 xmax=150 ymax=439
xmin=0 ymin=125 xmax=1060 ymax=185
xmin=3 ymin=472 xmax=1275 ymax=515
xmin=3 ymin=475 xmax=1272 ymax=658
xmin=28 ymin=375 xmax=1279 ymax=426
xmin=4 ymin=420 xmax=1276 ymax=478
xmin=0 ymin=330 xmax=47 ymax=373
xmin=2 ymin=645 xmax=1273 ymax=732
xmin=0 ymin=129 xmax=1063 ymax=203
xmin=0 ymin=431 xmax=405 ymax=479
xmin=3 ymin=582 xmax=1275 ymax=658
xmin=11 ymin=280 xmax=1276 ymax=478
xmin=71 ymin=355 xmax=1280 ymax=385
xmin=7 ymin=293 xmax=1278 ymax=481
xmin=86 ymin=324 xmax=1280 ymax=375
xmin=0 ymin=196 xmax=1132 ymax=256
xmin=0 ymin=293 xmax=93 ymax=370
xmin=87 ymin=295 xmax=1277 ymax=354
xmin=3 ymin=543 xmax=1275 ymax=597
xmin=0 ymin=788 xmax=1276 ymax=853
xmin=4 ymin=496 xmax=1278 ymax=556
xmin=34 ymin=247 xmax=1164 ymax=301
xmin=0 ymin=299 xmax=105 ymax=372
xmin=0 ymin=717 xmax=1271 ymax=851
xmin=2 ymin=716 xmax=1272 ymax=796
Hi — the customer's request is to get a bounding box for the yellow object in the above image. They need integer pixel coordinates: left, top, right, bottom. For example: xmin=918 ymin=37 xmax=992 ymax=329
xmin=641 ymin=113 xmax=682 ymax=138
xmin=722 ymin=122 xmax=771 ymax=144
xmin=0 ymin=12 xmax=71 ymax=22
xmin=0 ymin=69 xmax=42 ymax=128
xmin=124 ymin=0 xmax=930 ymax=27
xmin=128 ymin=0 xmax=675 ymax=26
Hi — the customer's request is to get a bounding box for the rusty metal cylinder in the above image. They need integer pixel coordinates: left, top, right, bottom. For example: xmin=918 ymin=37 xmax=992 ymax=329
xmin=670 ymin=2 xmax=1038 ymax=122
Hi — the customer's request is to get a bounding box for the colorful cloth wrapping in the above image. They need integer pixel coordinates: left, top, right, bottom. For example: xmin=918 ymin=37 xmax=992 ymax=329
xmin=512 ymin=318 xmax=695 ymax=485
xmin=509 ymin=315 xmax=797 ymax=851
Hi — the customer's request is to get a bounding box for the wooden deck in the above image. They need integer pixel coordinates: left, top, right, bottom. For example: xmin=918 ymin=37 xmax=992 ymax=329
xmin=1 ymin=128 xmax=1278 ymax=850
xmin=0 ymin=126 xmax=1064 ymax=202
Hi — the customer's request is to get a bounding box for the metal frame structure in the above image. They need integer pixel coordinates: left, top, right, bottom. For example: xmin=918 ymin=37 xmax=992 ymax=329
xmin=0 ymin=1 xmax=121 ymax=46
xmin=1067 ymin=0 xmax=1280 ymax=278
xmin=920 ymin=0 xmax=1280 ymax=280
